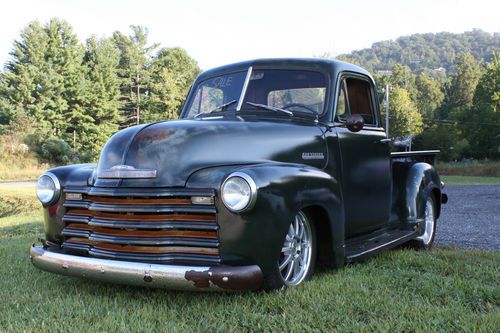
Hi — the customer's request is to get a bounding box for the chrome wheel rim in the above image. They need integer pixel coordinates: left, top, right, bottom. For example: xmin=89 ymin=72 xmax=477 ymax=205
xmin=417 ymin=198 xmax=435 ymax=245
xmin=278 ymin=211 xmax=312 ymax=286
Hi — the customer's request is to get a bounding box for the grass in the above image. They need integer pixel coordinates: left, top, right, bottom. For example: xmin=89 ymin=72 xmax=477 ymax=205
xmin=0 ymin=187 xmax=499 ymax=332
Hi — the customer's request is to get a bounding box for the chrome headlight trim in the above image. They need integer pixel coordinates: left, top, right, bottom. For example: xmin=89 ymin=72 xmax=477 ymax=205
xmin=221 ymin=172 xmax=257 ymax=212
xmin=36 ymin=172 xmax=61 ymax=206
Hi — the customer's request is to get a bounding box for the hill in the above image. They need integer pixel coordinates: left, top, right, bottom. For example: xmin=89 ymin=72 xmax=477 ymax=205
xmin=338 ymin=29 xmax=499 ymax=74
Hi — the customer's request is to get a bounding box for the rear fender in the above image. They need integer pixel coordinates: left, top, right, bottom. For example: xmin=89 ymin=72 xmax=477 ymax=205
xmin=393 ymin=162 xmax=442 ymax=225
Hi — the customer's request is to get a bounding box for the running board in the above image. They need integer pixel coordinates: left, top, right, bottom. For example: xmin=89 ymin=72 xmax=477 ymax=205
xmin=345 ymin=229 xmax=418 ymax=262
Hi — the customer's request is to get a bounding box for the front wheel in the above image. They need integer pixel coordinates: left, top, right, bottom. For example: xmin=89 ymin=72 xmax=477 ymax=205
xmin=263 ymin=210 xmax=316 ymax=290
xmin=409 ymin=195 xmax=437 ymax=250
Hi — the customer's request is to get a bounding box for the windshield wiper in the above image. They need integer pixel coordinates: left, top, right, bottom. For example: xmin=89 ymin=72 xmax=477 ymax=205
xmin=194 ymin=100 xmax=237 ymax=118
xmin=245 ymin=102 xmax=293 ymax=116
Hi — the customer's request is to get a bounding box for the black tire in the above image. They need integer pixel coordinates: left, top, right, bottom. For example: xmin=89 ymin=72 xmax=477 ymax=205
xmin=263 ymin=210 xmax=317 ymax=291
xmin=408 ymin=195 xmax=437 ymax=250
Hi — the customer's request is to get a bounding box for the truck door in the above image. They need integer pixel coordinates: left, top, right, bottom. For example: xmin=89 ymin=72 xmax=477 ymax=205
xmin=334 ymin=76 xmax=392 ymax=236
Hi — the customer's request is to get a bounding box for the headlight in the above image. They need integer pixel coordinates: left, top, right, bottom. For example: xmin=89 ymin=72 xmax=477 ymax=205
xmin=36 ymin=173 xmax=61 ymax=206
xmin=221 ymin=172 xmax=257 ymax=212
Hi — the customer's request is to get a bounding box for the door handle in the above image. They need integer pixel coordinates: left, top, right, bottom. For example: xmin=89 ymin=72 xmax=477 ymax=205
xmin=378 ymin=138 xmax=392 ymax=144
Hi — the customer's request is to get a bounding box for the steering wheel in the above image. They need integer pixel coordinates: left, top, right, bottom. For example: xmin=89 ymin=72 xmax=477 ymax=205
xmin=281 ymin=103 xmax=317 ymax=114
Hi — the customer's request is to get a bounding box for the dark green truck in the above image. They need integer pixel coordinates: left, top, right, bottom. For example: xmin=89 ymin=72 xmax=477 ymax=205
xmin=30 ymin=58 xmax=447 ymax=291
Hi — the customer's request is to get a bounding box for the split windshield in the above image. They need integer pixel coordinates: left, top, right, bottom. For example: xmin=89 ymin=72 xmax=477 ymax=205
xmin=185 ymin=69 xmax=327 ymax=118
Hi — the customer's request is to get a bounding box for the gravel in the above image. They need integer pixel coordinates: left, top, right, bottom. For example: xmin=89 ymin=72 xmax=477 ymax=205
xmin=436 ymin=185 xmax=500 ymax=251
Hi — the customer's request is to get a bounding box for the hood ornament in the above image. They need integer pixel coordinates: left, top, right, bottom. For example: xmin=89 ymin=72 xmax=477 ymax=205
xmin=99 ymin=165 xmax=157 ymax=179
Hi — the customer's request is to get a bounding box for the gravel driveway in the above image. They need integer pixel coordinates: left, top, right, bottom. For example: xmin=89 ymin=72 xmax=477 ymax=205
xmin=436 ymin=185 xmax=500 ymax=250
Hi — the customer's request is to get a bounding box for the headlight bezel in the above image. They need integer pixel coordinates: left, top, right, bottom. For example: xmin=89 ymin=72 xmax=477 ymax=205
xmin=36 ymin=172 xmax=61 ymax=206
xmin=221 ymin=172 xmax=257 ymax=212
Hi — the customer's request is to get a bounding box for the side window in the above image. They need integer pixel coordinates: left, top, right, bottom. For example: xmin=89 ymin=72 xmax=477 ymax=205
xmin=335 ymin=77 xmax=376 ymax=126
xmin=335 ymin=80 xmax=348 ymax=122
xmin=345 ymin=78 xmax=376 ymax=125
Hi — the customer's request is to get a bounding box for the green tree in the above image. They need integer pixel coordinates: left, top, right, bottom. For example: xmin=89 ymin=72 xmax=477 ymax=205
xmin=78 ymin=36 xmax=121 ymax=158
xmin=144 ymin=47 xmax=200 ymax=122
xmin=113 ymin=26 xmax=158 ymax=127
xmin=413 ymin=74 xmax=444 ymax=122
xmin=1 ymin=19 xmax=86 ymax=139
xmin=446 ymin=52 xmax=482 ymax=110
xmin=384 ymin=87 xmax=423 ymax=138
xmin=465 ymin=53 xmax=500 ymax=158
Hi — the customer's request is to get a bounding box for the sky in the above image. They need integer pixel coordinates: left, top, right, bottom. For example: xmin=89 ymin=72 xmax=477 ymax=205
xmin=0 ymin=0 xmax=498 ymax=70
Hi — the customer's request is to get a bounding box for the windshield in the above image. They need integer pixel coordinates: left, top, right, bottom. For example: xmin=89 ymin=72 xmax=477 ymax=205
xmin=184 ymin=69 xmax=327 ymax=118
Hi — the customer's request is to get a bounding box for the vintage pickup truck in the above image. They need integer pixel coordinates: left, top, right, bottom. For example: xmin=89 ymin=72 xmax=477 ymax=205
xmin=31 ymin=58 xmax=447 ymax=291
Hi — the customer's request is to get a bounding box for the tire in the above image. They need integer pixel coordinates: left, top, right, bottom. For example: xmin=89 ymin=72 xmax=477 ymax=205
xmin=409 ymin=195 xmax=437 ymax=250
xmin=263 ymin=210 xmax=317 ymax=291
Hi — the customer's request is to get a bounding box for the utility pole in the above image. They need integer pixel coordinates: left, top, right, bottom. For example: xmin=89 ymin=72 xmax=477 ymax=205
xmin=385 ymin=84 xmax=390 ymax=137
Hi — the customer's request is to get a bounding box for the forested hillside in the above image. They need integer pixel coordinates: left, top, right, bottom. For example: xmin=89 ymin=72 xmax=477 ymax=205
xmin=338 ymin=29 xmax=500 ymax=74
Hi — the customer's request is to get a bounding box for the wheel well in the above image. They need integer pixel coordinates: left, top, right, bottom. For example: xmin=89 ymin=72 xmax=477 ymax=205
xmin=302 ymin=205 xmax=335 ymax=267
xmin=431 ymin=188 xmax=441 ymax=218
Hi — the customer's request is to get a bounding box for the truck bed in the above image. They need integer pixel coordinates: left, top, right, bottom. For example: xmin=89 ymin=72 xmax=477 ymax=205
xmin=391 ymin=150 xmax=440 ymax=165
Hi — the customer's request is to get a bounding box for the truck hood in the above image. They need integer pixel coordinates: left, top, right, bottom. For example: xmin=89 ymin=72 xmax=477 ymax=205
xmin=95 ymin=119 xmax=327 ymax=187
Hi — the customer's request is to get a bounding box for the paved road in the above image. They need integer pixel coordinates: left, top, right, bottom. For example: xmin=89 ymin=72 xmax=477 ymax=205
xmin=436 ymin=185 xmax=499 ymax=250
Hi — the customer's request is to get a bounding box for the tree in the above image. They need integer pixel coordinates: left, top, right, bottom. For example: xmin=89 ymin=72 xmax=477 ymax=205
xmin=1 ymin=19 xmax=86 ymax=139
xmin=144 ymin=47 xmax=200 ymax=122
xmin=446 ymin=53 xmax=482 ymax=110
xmin=384 ymin=87 xmax=423 ymax=139
xmin=464 ymin=53 xmax=500 ymax=158
xmin=113 ymin=26 xmax=158 ymax=127
xmin=413 ymin=74 xmax=444 ymax=122
xmin=78 ymin=36 xmax=121 ymax=158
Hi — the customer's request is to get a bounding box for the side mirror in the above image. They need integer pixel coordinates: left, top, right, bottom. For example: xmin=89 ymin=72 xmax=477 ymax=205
xmin=345 ymin=114 xmax=364 ymax=132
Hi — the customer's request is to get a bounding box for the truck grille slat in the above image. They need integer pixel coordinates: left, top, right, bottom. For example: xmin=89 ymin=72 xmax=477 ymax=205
xmin=61 ymin=190 xmax=220 ymax=264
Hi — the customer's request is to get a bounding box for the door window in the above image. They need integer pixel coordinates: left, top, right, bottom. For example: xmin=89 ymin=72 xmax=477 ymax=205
xmin=335 ymin=77 xmax=376 ymax=126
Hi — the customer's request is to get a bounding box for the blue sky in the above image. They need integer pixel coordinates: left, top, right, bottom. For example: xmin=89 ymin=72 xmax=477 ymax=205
xmin=1 ymin=0 xmax=498 ymax=70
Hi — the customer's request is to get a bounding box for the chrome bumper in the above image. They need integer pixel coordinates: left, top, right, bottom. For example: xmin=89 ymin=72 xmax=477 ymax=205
xmin=30 ymin=245 xmax=263 ymax=291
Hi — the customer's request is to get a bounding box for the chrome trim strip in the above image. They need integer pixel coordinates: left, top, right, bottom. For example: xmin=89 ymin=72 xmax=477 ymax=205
xmin=99 ymin=165 xmax=157 ymax=179
xmin=29 ymin=245 xmax=262 ymax=291
xmin=236 ymin=66 xmax=252 ymax=111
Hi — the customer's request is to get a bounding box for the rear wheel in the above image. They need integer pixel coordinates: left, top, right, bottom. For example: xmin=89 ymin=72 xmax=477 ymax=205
xmin=409 ymin=195 xmax=437 ymax=250
xmin=263 ymin=210 xmax=316 ymax=290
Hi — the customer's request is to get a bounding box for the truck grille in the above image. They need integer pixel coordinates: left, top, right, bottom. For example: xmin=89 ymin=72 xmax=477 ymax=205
xmin=61 ymin=187 xmax=220 ymax=265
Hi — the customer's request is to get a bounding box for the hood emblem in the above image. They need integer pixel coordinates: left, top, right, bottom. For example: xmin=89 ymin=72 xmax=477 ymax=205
xmin=302 ymin=152 xmax=325 ymax=160
xmin=99 ymin=165 xmax=157 ymax=179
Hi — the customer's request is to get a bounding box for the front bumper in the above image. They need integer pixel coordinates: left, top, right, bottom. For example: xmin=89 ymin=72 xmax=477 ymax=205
xmin=30 ymin=245 xmax=263 ymax=291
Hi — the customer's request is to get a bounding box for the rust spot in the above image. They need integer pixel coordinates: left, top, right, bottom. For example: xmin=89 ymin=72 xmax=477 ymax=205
xmin=184 ymin=266 xmax=263 ymax=291
xmin=135 ymin=127 xmax=173 ymax=142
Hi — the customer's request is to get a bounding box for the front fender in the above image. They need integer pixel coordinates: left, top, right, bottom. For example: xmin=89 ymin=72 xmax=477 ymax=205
xmin=187 ymin=163 xmax=343 ymax=276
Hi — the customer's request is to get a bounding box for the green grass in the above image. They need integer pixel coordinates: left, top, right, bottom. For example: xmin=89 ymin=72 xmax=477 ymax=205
xmin=442 ymin=175 xmax=500 ymax=185
xmin=0 ymin=187 xmax=499 ymax=332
